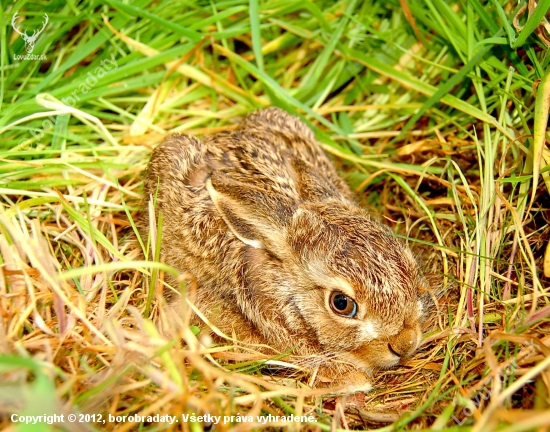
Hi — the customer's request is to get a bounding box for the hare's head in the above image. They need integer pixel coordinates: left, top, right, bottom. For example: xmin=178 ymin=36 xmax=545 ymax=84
xmin=207 ymin=159 xmax=431 ymax=370
xmin=286 ymin=202 xmax=430 ymax=369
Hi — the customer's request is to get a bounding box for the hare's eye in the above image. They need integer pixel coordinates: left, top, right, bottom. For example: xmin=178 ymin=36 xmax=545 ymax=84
xmin=329 ymin=291 xmax=357 ymax=318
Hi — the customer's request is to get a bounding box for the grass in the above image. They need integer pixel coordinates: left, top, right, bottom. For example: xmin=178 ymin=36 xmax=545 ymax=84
xmin=1 ymin=0 xmax=550 ymax=430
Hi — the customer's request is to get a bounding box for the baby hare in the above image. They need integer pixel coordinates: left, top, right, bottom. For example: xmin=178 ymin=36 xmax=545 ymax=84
xmin=139 ymin=107 xmax=430 ymax=381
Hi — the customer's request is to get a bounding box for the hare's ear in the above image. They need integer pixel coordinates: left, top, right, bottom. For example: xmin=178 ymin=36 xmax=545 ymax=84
xmin=291 ymin=158 xmax=341 ymax=201
xmin=206 ymin=172 xmax=294 ymax=251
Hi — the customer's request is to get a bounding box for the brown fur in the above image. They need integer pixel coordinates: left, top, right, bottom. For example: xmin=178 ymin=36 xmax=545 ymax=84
xmin=138 ymin=107 xmax=430 ymax=380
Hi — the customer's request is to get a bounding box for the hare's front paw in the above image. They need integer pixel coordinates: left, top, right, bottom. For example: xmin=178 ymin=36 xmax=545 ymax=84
xmin=317 ymin=368 xmax=372 ymax=394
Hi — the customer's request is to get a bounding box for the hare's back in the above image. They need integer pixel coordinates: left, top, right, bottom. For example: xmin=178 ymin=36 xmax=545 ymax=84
xmin=201 ymin=108 xmax=354 ymax=202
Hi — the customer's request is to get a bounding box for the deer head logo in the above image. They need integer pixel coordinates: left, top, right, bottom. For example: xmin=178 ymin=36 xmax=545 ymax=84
xmin=11 ymin=12 xmax=49 ymax=54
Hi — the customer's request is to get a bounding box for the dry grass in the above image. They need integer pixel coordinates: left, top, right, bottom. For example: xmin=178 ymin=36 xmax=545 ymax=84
xmin=1 ymin=0 xmax=550 ymax=431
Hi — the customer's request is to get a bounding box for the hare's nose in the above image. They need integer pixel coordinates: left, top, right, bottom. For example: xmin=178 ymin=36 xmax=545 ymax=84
xmin=388 ymin=328 xmax=418 ymax=358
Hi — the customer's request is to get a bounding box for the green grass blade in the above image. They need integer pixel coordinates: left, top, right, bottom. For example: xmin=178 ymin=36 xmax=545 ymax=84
xmin=397 ymin=31 xmax=501 ymax=138
xmin=529 ymin=66 xmax=550 ymax=206
xmin=103 ymin=0 xmax=203 ymax=42
xmin=249 ymin=0 xmax=264 ymax=71
xmin=18 ymin=0 xmax=156 ymax=97
xmin=491 ymin=0 xmax=517 ymax=45
xmin=341 ymin=46 xmax=512 ymax=139
xmin=513 ymin=0 xmax=550 ymax=48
